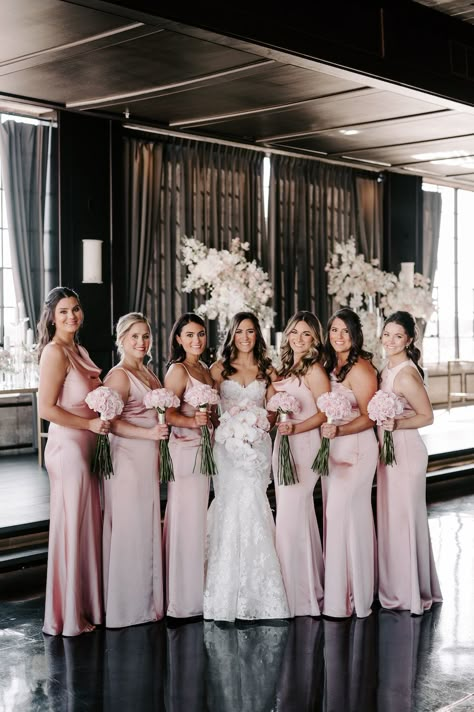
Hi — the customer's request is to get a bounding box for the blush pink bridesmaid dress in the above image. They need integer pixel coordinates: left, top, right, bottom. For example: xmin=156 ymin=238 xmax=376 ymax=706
xmin=102 ymin=367 xmax=164 ymax=628
xmin=321 ymin=377 xmax=378 ymax=619
xmin=42 ymin=344 xmax=103 ymax=637
xmin=272 ymin=376 xmax=325 ymax=617
xmin=163 ymin=365 xmax=211 ymax=618
xmin=377 ymin=360 xmax=442 ymax=614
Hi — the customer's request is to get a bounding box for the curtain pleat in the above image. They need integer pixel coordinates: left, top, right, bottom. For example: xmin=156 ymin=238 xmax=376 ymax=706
xmin=268 ymin=157 xmax=383 ymax=328
xmin=0 ymin=121 xmax=57 ymax=336
xmin=422 ymin=190 xmax=442 ymax=285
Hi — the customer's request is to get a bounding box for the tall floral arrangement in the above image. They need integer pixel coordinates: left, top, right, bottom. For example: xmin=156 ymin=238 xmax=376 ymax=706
xmin=181 ymin=237 xmax=275 ymax=337
xmin=325 ymin=238 xmax=436 ymax=360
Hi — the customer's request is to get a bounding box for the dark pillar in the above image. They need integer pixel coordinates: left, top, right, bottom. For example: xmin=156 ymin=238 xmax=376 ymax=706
xmin=58 ymin=110 xmax=113 ymax=373
xmin=383 ymin=172 xmax=423 ymax=276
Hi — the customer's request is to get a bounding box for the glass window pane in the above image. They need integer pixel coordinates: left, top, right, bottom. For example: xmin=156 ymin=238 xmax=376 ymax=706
xmin=3 ymin=268 xmax=15 ymax=307
xmin=2 ymin=229 xmax=11 ymax=268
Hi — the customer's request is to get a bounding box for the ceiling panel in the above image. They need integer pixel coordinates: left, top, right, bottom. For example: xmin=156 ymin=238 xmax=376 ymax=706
xmin=1 ymin=0 xmax=474 ymax=186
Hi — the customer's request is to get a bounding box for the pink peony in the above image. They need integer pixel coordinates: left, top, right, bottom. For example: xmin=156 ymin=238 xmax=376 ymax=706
xmin=267 ymin=392 xmax=301 ymax=414
xmin=184 ymin=384 xmax=220 ymax=409
xmin=368 ymin=390 xmax=404 ymax=425
xmin=316 ymin=391 xmax=352 ymax=423
xmin=143 ymin=388 xmax=180 ymax=412
xmin=85 ymin=386 xmax=124 ymax=420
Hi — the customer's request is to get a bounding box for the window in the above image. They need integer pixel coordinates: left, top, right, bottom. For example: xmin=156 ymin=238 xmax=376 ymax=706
xmin=423 ymin=183 xmax=474 ymax=363
xmin=0 ymin=163 xmax=15 ymax=348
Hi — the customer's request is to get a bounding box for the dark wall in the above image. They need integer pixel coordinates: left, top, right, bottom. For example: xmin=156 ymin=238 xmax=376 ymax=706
xmin=58 ymin=111 xmax=114 ymax=374
xmin=383 ymin=172 xmax=423 ymax=275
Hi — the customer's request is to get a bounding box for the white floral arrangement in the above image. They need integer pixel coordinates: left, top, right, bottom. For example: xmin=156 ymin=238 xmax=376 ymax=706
xmin=326 ymin=238 xmax=436 ymax=361
xmin=326 ymin=237 xmax=397 ymax=312
xmin=181 ymin=236 xmax=275 ymax=336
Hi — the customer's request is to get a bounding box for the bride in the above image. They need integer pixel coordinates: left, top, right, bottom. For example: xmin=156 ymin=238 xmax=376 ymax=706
xmin=203 ymin=312 xmax=289 ymax=622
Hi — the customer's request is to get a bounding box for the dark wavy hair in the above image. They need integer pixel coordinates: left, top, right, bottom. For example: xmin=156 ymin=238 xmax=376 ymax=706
xmin=382 ymin=310 xmax=424 ymax=378
xmin=37 ymin=286 xmax=82 ymax=358
xmin=220 ymin=311 xmax=272 ymax=386
xmin=323 ymin=307 xmax=375 ymax=382
xmin=278 ymin=311 xmax=324 ymax=380
xmin=167 ymin=313 xmax=207 ymax=366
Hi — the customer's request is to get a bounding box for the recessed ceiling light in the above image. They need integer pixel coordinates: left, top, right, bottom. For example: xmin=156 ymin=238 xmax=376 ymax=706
xmin=339 ymin=129 xmax=359 ymax=135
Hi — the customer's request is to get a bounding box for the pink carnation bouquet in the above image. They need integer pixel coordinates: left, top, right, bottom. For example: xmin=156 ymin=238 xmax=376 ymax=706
xmin=143 ymin=388 xmax=180 ymax=483
xmin=184 ymin=383 xmax=220 ymax=476
xmin=312 ymin=391 xmax=352 ymax=477
xmin=267 ymin=392 xmax=301 ymax=485
xmin=367 ymin=390 xmax=404 ymax=466
xmin=85 ymin=386 xmax=124 ymax=479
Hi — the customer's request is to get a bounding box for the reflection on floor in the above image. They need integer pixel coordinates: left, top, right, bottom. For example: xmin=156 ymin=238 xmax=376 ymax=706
xmin=1 ymin=493 xmax=474 ymax=711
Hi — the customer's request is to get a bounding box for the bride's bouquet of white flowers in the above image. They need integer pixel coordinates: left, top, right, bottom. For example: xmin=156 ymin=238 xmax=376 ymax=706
xmin=214 ymin=398 xmax=270 ymax=470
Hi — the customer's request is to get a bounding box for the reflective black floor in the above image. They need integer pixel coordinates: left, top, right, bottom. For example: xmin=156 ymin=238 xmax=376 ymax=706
xmin=1 ymin=493 xmax=474 ymax=712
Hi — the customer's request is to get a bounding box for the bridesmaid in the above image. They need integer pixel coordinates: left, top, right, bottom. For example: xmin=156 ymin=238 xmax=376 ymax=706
xmin=268 ymin=310 xmax=330 ymax=617
xmin=38 ymin=286 xmax=107 ymax=636
xmin=102 ymin=312 xmax=169 ymax=628
xmin=377 ymin=310 xmax=442 ymax=613
xmin=163 ymin=313 xmax=214 ymax=618
xmin=321 ymin=307 xmax=378 ymax=619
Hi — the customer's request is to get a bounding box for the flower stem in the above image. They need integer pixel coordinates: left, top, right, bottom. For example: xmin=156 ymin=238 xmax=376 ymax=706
xmin=311 ymin=437 xmax=330 ymax=477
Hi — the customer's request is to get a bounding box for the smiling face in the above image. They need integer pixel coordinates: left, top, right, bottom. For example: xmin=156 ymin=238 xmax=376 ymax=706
xmin=121 ymin=320 xmax=151 ymax=361
xmin=381 ymin=321 xmax=411 ymax=358
xmin=177 ymin=321 xmax=207 ymax=357
xmin=288 ymin=320 xmax=315 ymax=357
xmin=329 ymin=317 xmax=352 ymax=355
xmin=53 ymin=297 xmax=83 ymax=339
xmin=233 ymin=318 xmax=257 ymax=354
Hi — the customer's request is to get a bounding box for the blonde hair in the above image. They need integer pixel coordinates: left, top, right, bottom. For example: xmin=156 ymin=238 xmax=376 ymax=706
xmin=278 ymin=311 xmax=324 ymax=379
xmin=115 ymin=312 xmax=152 ymax=358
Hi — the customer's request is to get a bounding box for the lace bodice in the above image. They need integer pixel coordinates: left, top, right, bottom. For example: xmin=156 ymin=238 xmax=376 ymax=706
xmin=219 ymin=379 xmax=267 ymax=411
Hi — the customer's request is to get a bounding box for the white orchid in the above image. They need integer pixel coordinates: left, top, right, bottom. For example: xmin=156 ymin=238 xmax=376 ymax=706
xmin=181 ymin=236 xmax=275 ymax=335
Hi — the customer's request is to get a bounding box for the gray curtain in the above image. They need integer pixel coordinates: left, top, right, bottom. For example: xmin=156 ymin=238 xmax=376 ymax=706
xmin=268 ymin=156 xmax=383 ymax=328
xmin=0 ymin=120 xmax=57 ymax=336
xmin=143 ymin=137 xmax=265 ymax=376
xmin=123 ymin=138 xmax=163 ymax=314
xmin=422 ymin=190 xmax=442 ymax=284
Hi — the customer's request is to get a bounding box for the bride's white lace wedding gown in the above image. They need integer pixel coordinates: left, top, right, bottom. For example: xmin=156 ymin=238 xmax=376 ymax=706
xmin=203 ymin=379 xmax=290 ymax=621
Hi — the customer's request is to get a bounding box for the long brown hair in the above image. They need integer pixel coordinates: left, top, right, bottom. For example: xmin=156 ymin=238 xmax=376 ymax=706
xmin=220 ymin=312 xmax=272 ymax=385
xmin=323 ymin=307 xmax=375 ymax=382
xmin=278 ymin=311 xmax=324 ymax=380
xmin=37 ymin=286 xmax=82 ymax=358
xmin=167 ymin=313 xmax=206 ymax=367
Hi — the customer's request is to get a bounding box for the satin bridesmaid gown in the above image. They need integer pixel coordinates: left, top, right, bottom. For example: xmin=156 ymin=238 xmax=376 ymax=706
xmin=376 ymin=360 xmax=442 ymax=614
xmin=102 ymin=367 xmax=164 ymax=628
xmin=163 ymin=364 xmax=211 ymax=618
xmin=272 ymin=376 xmax=325 ymax=617
xmin=321 ymin=376 xmax=378 ymax=619
xmin=42 ymin=344 xmax=103 ymax=636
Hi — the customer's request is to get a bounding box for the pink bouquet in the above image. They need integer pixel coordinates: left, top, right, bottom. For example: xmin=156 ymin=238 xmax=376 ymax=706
xmin=368 ymin=390 xmax=404 ymax=465
xmin=85 ymin=386 xmax=124 ymax=479
xmin=312 ymin=391 xmax=352 ymax=476
xmin=184 ymin=384 xmax=220 ymax=476
xmin=267 ymin=392 xmax=301 ymax=485
xmin=143 ymin=388 xmax=180 ymax=483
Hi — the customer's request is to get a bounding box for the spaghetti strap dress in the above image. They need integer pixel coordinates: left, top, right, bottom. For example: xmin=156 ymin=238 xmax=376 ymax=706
xmin=42 ymin=344 xmax=103 ymax=637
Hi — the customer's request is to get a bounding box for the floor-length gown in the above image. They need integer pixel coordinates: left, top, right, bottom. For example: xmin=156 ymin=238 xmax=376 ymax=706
xmin=42 ymin=344 xmax=103 ymax=636
xmin=272 ymin=376 xmax=325 ymax=617
xmin=102 ymin=367 xmax=164 ymax=628
xmin=377 ymin=360 xmax=442 ymax=614
xmin=321 ymin=376 xmax=378 ymax=618
xmin=204 ymin=379 xmax=289 ymax=621
xmin=163 ymin=364 xmax=211 ymax=618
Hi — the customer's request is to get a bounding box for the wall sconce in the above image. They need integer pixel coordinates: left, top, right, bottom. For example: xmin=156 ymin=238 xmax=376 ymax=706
xmin=82 ymin=239 xmax=103 ymax=284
